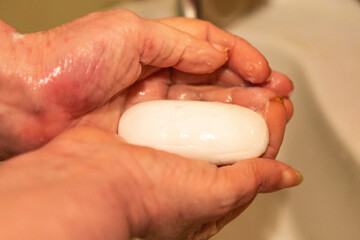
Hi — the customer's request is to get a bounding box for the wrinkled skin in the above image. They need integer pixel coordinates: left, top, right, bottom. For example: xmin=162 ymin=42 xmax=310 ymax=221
xmin=0 ymin=9 xmax=300 ymax=240
xmin=0 ymin=127 xmax=301 ymax=240
xmin=0 ymin=10 xmax=293 ymax=160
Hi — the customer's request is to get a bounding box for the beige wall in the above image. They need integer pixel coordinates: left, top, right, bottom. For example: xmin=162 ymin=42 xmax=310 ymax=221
xmin=0 ymin=0 xmax=130 ymax=33
xmin=0 ymin=0 xmax=266 ymax=33
xmin=200 ymin=0 xmax=266 ymax=27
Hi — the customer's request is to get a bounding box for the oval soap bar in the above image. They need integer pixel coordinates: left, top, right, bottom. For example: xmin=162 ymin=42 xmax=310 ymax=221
xmin=118 ymin=100 xmax=269 ymax=164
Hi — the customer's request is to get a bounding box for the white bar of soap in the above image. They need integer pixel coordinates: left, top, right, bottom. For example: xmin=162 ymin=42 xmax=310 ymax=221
xmin=118 ymin=100 xmax=269 ymax=164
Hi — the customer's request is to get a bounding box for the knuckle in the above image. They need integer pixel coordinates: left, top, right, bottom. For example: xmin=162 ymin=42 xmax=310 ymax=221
xmin=100 ymin=9 xmax=143 ymax=34
xmin=110 ymin=8 xmax=141 ymax=21
xmin=120 ymin=9 xmax=141 ymax=22
xmin=242 ymin=161 xmax=264 ymax=194
xmin=214 ymin=165 xmax=258 ymax=212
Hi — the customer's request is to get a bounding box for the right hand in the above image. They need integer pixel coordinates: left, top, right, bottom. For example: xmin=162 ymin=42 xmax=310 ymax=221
xmin=0 ymin=127 xmax=302 ymax=240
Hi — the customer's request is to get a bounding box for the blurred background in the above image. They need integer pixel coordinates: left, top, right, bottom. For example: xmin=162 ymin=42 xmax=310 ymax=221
xmin=1 ymin=0 xmax=359 ymax=239
xmin=0 ymin=0 xmax=128 ymax=33
xmin=1 ymin=0 xmax=273 ymax=32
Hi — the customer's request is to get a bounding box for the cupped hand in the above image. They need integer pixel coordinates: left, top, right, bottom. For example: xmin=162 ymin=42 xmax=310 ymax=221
xmin=0 ymin=10 xmax=300 ymax=239
xmin=0 ymin=127 xmax=302 ymax=240
xmin=0 ymin=10 xmax=293 ymax=159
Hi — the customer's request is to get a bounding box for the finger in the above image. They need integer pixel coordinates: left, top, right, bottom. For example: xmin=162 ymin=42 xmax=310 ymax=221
xmin=125 ymin=75 xmax=293 ymax=121
xmin=134 ymin=17 xmax=228 ymax=74
xmin=169 ymin=69 xmax=294 ymax=99
xmin=284 ymin=98 xmax=294 ymax=122
xmin=167 ymin=85 xmax=277 ymax=111
xmin=167 ymin=85 xmax=288 ymax=157
xmin=170 ymin=67 xmax=249 ymax=87
xmin=157 ymin=17 xmax=271 ymax=84
xmin=215 ymin=158 xmax=302 ymax=209
xmin=125 ymin=70 xmax=171 ymax=109
xmin=261 ymin=71 xmax=294 ymax=97
xmin=125 ymin=81 xmax=289 ymax=158
xmin=259 ymin=100 xmax=287 ymax=158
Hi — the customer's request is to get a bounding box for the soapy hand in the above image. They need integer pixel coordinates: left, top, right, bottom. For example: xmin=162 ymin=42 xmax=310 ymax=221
xmin=0 ymin=10 xmax=293 ymax=160
xmin=0 ymin=127 xmax=302 ymax=240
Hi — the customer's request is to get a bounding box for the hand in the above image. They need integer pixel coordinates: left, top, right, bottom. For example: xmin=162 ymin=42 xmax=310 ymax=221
xmin=0 ymin=127 xmax=302 ymax=240
xmin=0 ymin=10 xmax=293 ymax=159
xmin=0 ymin=10 xmax=299 ymax=239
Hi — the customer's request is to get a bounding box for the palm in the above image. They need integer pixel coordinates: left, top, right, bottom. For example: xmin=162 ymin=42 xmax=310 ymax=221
xmin=0 ymin=10 xmax=301 ymax=239
xmin=1 ymin=10 xmax=293 ymax=160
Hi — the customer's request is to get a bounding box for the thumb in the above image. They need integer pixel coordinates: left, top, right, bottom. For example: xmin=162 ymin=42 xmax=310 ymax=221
xmin=216 ymin=158 xmax=303 ymax=204
xmin=132 ymin=17 xmax=228 ymax=74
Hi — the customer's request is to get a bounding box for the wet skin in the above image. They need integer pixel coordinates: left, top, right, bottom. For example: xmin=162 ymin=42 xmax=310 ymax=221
xmin=0 ymin=9 xmax=301 ymax=240
xmin=0 ymin=127 xmax=302 ymax=240
xmin=0 ymin=10 xmax=293 ymax=160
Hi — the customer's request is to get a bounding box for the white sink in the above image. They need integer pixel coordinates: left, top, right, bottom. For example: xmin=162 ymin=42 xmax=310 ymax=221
xmin=107 ymin=0 xmax=360 ymax=239
xmin=213 ymin=0 xmax=360 ymax=239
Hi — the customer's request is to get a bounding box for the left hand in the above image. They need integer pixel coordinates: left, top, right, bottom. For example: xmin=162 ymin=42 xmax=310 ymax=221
xmin=0 ymin=10 xmax=293 ymax=159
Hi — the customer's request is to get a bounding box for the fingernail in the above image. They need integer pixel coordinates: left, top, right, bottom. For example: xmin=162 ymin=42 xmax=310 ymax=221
xmin=293 ymin=169 xmax=304 ymax=186
xmin=211 ymin=43 xmax=229 ymax=52
xmin=271 ymin=96 xmax=284 ymax=105
xmin=280 ymin=168 xmax=303 ymax=188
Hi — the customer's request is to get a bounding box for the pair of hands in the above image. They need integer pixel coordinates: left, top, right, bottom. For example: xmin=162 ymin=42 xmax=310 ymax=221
xmin=0 ymin=10 xmax=301 ymax=240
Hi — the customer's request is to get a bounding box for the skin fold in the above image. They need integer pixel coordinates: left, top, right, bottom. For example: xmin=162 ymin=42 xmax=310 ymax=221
xmin=0 ymin=9 xmax=301 ymax=240
xmin=0 ymin=127 xmax=301 ymax=240
xmin=0 ymin=10 xmax=293 ymax=160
